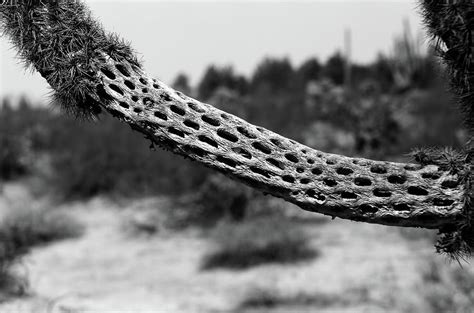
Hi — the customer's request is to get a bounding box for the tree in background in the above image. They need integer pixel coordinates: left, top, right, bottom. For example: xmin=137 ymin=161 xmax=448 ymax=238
xmin=0 ymin=98 xmax=31 ymax=180
xmin=295 ymin=57 xmax=322 ymax=91
xmin=197 ymin=65 xmax=248 ymax=100
xmin=251 ymin=57 xmax=294 ymax=93
xmin=172 ymin=73 xmax=192 ymax=95
xmin=322 ymin=51 xmax=346 ymax=86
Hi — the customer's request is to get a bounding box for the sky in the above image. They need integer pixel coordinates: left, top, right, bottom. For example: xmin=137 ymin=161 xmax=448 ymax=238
xmin=0 ymin=0 xmax=426 ymax=103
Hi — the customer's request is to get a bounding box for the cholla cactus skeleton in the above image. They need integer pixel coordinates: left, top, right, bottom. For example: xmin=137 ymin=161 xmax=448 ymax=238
xmin=1 ymin=0 xmax=473 ymax=257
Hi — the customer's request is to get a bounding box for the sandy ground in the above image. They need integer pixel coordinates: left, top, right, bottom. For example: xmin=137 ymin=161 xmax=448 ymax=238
xmin=0 ymin=182 xmax=461 ymax=313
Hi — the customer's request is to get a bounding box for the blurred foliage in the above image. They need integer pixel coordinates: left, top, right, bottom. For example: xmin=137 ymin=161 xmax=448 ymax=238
xmin=251 ymin=57 xmax=295 ymax=92
xmin=47 ymin=115 xmax=211 ymax=199
xmin=170 ymin=174 xmax=253 ymax=229
xmin=0 ymin=98 xmax=32 ymax=180
xmin=201 ymin=217 xmax=318 ymax=270
xmin=0 ymin=208 xmax=83 ymax=299
xmin=172 ymin=73 xmax=192 ymax=95
xmin=323 ymin=51 xmax=346 ymax=86
xmin=198 ymin=65 xmax=248 ymax=100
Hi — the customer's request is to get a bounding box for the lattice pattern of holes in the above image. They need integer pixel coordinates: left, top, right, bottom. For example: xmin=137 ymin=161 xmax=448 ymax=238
xmin=95 ymin=56 xmax=465 ymax=228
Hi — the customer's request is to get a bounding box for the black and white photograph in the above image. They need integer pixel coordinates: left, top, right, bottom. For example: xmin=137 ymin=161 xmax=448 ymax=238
xmin=1 ymin=0 xmax=474 ymax=312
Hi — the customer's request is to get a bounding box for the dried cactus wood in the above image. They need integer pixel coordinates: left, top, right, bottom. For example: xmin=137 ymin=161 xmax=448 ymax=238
xmin=0 ymin=1 xmax=473 ymax=256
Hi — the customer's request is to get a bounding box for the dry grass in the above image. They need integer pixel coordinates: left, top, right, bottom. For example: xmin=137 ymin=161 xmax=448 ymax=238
xmin=201 ymin=217 xmax=318 ymax=270
xmin=238 ymin=286 xmax=370 ymax=310
xmin=0 ymin=208 xmax=84 ymax=300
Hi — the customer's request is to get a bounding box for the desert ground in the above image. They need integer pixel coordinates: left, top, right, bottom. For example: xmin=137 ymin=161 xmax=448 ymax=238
xmin=1 ymin=179 xmax=470 ymax=313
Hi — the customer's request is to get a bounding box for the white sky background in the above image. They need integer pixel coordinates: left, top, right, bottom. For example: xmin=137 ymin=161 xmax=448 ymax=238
xmin=0 ymin=0 xmax=426 ymax=103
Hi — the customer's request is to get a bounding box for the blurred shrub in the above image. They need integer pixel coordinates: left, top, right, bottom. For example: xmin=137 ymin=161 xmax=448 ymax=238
xmin=0 ymin=208 xmax=83 ymax=298
xmin=0 ymin=134 xmax=29 ymax=181
xmin=165 ymin=174 xmax=253 ymax=229
xmin=198 ymin=65 xmax=248 ymax=100
xmin=239 ymin=286 xmax=370 ymax=310
xmin=0 ymin=99 xmax=32 ymax=180
xmin=201 ymin=217 xmax=318 ymax=270
xmin=47 ymin=115 xmax=210 ymax=199
xmin=251 ymin=57 xmax=294 ymax=92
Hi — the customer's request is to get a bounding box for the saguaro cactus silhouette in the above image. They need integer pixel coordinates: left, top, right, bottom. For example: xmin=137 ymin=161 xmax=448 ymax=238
xmin=1 ymin=0 xmax=473 ymax=257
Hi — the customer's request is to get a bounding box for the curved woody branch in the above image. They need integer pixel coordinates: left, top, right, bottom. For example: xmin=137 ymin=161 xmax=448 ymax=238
xmin=0 ymin=0 xmax=473 ymax=256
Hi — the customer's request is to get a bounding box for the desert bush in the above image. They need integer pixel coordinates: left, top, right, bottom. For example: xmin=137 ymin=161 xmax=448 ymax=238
xmin=0 ymin=99 xmax=32 ymax=180
xmin=238 ymin=286 xmax=370 ymax=310
xmin=0 ymin=134 xmax=29 ymax=181
xmin=169 ymin=174 xmax=253 ymax=229
xmin=47 ymin=114 xmax=210 ymax=199
xmin=0 ymin=208 xmax=84 ymax=298
xmin=201 ymin=217 xmax=317 ymax=270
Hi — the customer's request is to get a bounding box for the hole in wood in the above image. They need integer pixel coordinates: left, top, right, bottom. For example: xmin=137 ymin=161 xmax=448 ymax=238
xmin=441 ymin=180 xmax=459 ymax=189
xmin=124 ymin=80 xmax=135 ymax=90
xmin=217 ymin=129 xmax=239 ymax=142
xmin=285 ymin=153 xmax=299 ymax=163
xmin=188 ymin=102 xmax=206 ymax=113
xmin=115 ymin=64 xmax=130 ymax=77
xmin=387 ymin=175 xmax=407 ymax=184
xmin=394 ymin=203 xmax=411 ymax=211
xmin=266 ymin=158 xmax=285 ymax=170
xmin=202 ymin=115 xmax=221 ymax=126
xmin=109 ymin=84 xmax=124 ymax=95
xmin=250 ymin=166 xmax=271 ymax=178
xmin=96 ymin=85 xmax=114 ymax=101
xmin=373 ymin=188 xmax=392 ymax=197
xmin=183 ymin=119 xmax=200 ymax=130
xmin=154 ymin=111 xmax=168 ymax=120
xmin=407 ymin=186 xmax=429 ymax=196
xmin=370 ymin=164 xmax=387 ymax=174
xmin=354 ymin=177 xmax=372 ymax=186
xmin=433 ymin=198 xmax=455 ymax=206
xmin=170 ymin=104 xmax=186 ymax=116
xmin=198 ymin=135 xmax=218 ymax=148
xmin=359 ymin=204 xmax=378 ymax=214
xmin=101 ymin=67 xmax=116 ymax=79
xmin=119 ymin=102 xmax=129 ymax=109
xmin=336 ymin=167 xmax=353 ymax=175
xmin=168 ymin=127 xmax=186 ymax=138
xmin=183 ymin=145 xmax=207 ymax=157
xmin=160 ymin=93 xmax=172 ymax=102
xmin=232 ymin=147 xmax=252 ymax=159
xmin=237 ymin=127 xmax=257 ymax=139
xmin=252 ymin=142 xmax=272 ymax=154
xmin=300 ymin=178 xmax=311 ymax=184
xmin=324 ymin=178 xmax=337 ymax=187
xmin=340 ymin=191 xmax=357 ymax=200
xmin=270 ymin=138 xmax=286 ymax=149
xmin=217 ymin=156 xmax=237 ymax=168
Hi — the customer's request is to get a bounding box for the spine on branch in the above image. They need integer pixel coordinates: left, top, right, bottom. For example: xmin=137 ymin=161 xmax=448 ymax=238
xmin=1 ymin=0 xmax=473 ymax=257
xmin=422 ymin=0 xmax=474 ymax=136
